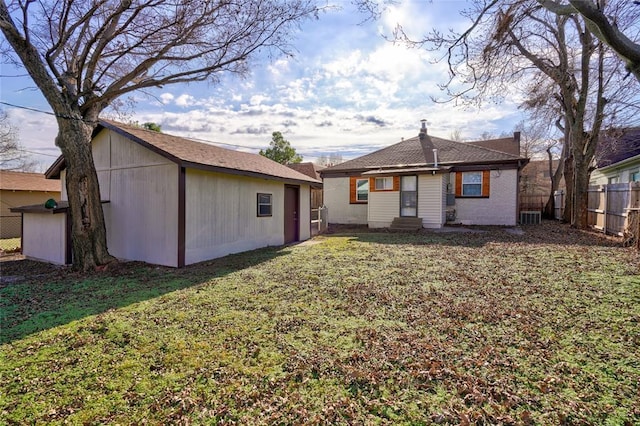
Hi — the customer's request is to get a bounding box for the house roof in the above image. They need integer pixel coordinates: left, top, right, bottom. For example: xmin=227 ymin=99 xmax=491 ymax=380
xmin=595 ymin=127 xmax=640 ymax=169
xmin=321 ymin=133 xmax=526 ymax=175
xmin=287 ymin=162 xmax=325 ymax=180
xmin=46 ymin=120 xmax=321 ymax=186
xmin=467 ymin=134 xmax=520 ymax=156
xmin=0 ymin=170 xmax=61 ymax=192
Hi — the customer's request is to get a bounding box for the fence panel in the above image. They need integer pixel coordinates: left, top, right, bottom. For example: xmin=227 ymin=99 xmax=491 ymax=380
xmin=311 ymin=206 xmax=328 ymax=236
xmin=554 ymin=191 xmax=564 ymax=220
xmin=587 ymin=183 xmax=640 ymax=236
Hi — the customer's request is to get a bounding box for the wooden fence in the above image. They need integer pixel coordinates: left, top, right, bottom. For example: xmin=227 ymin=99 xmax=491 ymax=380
xmin=311 ymin=206 xmax=328 ymax=236
xmin=554 ymin=190 xmax=564 ymax=221
xmin=587 ymin=182 xmax=640 ymax=237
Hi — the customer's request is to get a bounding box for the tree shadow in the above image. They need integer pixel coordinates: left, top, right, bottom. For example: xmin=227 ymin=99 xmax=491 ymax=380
xmin=0 ymin=246 xmax=288 ymax=344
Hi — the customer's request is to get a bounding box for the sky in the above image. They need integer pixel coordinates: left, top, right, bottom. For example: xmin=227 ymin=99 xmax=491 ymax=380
xmin=0 ymin=0 xmax=527 ymax=172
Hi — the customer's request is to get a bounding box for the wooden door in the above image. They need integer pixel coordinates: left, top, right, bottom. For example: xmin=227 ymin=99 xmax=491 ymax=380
xmin=284 ymin=185 xmax=299 ymax=244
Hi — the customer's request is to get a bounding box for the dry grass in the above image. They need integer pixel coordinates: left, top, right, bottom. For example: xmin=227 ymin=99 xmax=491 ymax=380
xmin=1 ymin=222 xmax=639 ymax=424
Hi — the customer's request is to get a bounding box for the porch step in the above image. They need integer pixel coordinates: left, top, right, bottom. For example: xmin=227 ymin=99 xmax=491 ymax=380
xmin=389 ymin=217 xmax=423 ymax=231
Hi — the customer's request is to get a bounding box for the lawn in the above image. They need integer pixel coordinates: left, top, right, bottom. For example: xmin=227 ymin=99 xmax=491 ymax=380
xmin=1 ymin=223 xmax=639 ymax=425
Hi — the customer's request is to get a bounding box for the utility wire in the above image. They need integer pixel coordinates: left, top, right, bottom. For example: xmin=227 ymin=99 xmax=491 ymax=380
xmin=1 ymin=100 xmax=326 ymax=161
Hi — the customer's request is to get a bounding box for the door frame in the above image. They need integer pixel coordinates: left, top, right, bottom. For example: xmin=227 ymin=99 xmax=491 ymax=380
xmin=399 ymin=175 xmax=418 ymax=217
xmin=284 ymin=184 xmax=300 ymax=243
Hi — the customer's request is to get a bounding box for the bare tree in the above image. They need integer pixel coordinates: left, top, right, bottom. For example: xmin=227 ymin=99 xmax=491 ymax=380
xmin=539 ymin=0 xmax=640 ymax=82
xmin=0 ymin=0 xmax=319 ymax=270
xmin=383 ymin=0 xmax=639 ymax=228
xmin=0 ymin=109 xmax=36 ymax=171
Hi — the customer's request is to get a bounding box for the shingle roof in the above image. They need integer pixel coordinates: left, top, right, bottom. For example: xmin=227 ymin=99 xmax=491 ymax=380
xmin=47 ymin=120 xmax=320 ymax=185
xmin=468 ymin=136 xmax=520 ymax=156
xmin=287 ymin=162 xmax=325 ymax=180
xmin=0 ymin=170 xmax=61 ymax=192
xmin=595 ymin=127 xmax=640 ymax=169
xmin=322 ymin=133 xmax=525 ymax=174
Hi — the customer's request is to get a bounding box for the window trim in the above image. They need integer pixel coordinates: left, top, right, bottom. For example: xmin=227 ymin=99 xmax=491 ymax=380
xmin=455 ymin=170 xmax=490 ymax=198
xmin=257 ymin=193 xmax=273 ymax=217
xmin=350 ymin=176 xmax=369 ymax=204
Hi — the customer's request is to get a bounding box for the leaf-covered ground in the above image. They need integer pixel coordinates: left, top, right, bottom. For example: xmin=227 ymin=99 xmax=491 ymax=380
xmin=1 ymin=222 xmax=639 ymax=425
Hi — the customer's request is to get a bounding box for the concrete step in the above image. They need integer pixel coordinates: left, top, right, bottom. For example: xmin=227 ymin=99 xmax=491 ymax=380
xmin=389 ymin=217 xmax=423 ymax=231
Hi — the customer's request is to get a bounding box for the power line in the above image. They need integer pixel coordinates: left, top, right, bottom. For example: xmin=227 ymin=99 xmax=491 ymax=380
xmin=0 ymin=100 xmax=55 ymax=116
xmin=1 ymin=100 xmax=327 ymax=161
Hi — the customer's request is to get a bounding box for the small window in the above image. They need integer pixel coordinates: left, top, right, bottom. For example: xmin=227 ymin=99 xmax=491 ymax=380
xmin=630 ymin=171 xmax=639 ymax=182
xmin=257 ymin=193 xmax=272 ymax=217
xmin=462 ymin=172 xmax=482 ymax=196
xmin=356 ymin=178 xmax=369 ymax=201
xmin=375 ymin=177 xmax=394 ymax=190
xmin=608 ymin=176 xmax=619 ymax=185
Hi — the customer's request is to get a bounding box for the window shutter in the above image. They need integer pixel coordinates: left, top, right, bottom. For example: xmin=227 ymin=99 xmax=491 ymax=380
xmin=455 ymin=172 xmax=462 ymax=196
xmin=482 ymin=170 xmax=490 ymax=197
xmin=350 ymin=176 xmax=357 ymax=203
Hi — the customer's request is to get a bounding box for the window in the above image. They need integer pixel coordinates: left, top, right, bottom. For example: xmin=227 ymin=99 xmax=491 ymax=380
xmin=257 ymin=193 xmax=272 ymax=217
xmin=455 ymin=171 xmax=490 ymax=197
xmin=375 ymin=177 xmax=394 ymax=190
xmin=462 ymin=172 xmax=482 ymax=196
xmin=349 ymin=177 xmax=369 ymax=203
xmin=356 ymin=178 xmax=369 ymax=201
xmin=630 ymin=171 xmax=639 ymax=182
xmin=608 ymin=176 xmax=619 ymax=185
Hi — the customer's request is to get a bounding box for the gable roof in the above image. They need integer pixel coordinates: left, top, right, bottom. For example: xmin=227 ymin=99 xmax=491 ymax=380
xmin=287 ymin=162 xmax=325 ymax=180
xmin=46 ymin=120 xmax=320 ymax=186
xmin=0 ymin=170 xmax=61 ymax=192
xmin=321 ymin=133 xmax=526 ymax=175
xmin=595 ymin=127 xmax=640 ymax=169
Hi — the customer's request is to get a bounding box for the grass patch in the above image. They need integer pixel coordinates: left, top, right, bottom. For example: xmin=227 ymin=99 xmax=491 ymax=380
xmin=1 ymin=223 xmax=639 ymax=424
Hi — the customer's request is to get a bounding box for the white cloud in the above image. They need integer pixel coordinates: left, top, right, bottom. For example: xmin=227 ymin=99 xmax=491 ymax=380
xmin=175 ymin=94 xmax=195 ymax=107
xmin=159 ymin=93 xmax=174 ymax=104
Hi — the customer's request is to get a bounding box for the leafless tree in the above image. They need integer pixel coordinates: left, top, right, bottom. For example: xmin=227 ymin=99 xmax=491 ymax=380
xmin=539 ymin=0 xmax=640 ymax=82
xmin=0 ymin=0 xmax=319 ymax=270
xmin=0 ymin=109 xmax=36 ymax=171
xmin=383 ymin=0 xmax=639 ymax=228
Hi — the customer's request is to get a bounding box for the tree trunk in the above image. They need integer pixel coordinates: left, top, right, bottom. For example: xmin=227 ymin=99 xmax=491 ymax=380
xmin=562 ymin=155 xmax=574 ymax=223
xmin=572 ymin=154 xmax=591 ymax=229
xmin=57 ymin=118 xmax=115 ymax=271
xmin=543 ymin=147 xmax=565 ymax=219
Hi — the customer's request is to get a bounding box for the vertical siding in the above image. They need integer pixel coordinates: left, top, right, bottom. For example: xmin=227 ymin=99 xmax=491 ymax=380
xmin=60 ymin=170 xmax=68 ymax=201
xmin=185 ymin=170 xmax=286 ymax=265
xmin=323 ymin=177 xmax=368 ymax=224
xmin=418 ymin=174 xmax=444 ymax=228
xmin=368 ymin=191 xmax=399 ymax=228
xmin=99 ymin=130 xmax=179 ymax=267
xmin=22 ymin=213 xmax=67 ymax=265
xmin=454 ymin=169 xmax=519 ymax=225
xmin=299 ymin=185 xmax=311 ymax=241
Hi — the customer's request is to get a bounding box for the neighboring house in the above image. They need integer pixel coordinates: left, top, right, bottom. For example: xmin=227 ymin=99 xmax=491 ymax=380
xmin=321 ymin=122 xmax=529 ymax=228
xmin=12 ymin=120 xmax=320 ymax=266
xmin=590 ymin=127 xmax=640 ymax=185
xmin=0 ymin=170 xmax=60 ymax=238
xmin=519 ymin=159 xmax=565 ymax=211
xmin=287 ymin=162 xmax=325 ymax=208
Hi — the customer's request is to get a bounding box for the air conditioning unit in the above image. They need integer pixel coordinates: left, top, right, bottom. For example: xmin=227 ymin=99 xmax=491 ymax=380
xmin=520 ymin=211 xmax=541 ymax=225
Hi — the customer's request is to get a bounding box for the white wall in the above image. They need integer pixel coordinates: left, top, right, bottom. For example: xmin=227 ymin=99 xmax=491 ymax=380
xmin=22 ymin=213 xmax=67 ymax=265
xmin=451 ymin=169 xmax=519 ymax=226
xmin=299 ymin=185 xmax=311 ymax=241
xmin=590 ymin=157 xmax=640 ymax=185
xmin=96 ymin=130 xmax=180 ymax=267
xmin=323 ymin=177 xmax=368 ymax=224
xmin=185 ymin=170 xmax=292 ymax=265
xmin=368 ymin=191 xmax=399 ymax=228
xmin=418 ymin=174 xmax=445 ymax=228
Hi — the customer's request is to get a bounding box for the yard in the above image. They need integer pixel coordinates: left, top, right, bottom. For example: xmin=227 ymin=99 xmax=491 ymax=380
xmin=1 ymin=223 xmax=639 ymax=425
